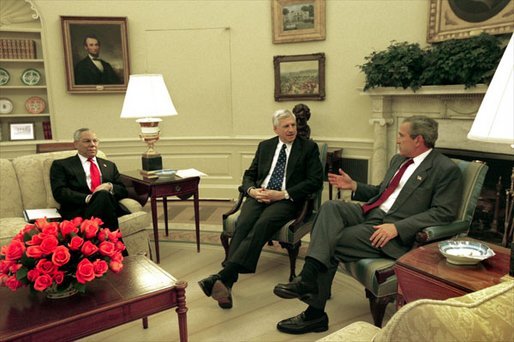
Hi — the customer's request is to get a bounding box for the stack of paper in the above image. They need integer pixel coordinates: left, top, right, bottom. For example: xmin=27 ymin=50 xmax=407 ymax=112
xmin=176 ymin=168 xmax=207 ymax=178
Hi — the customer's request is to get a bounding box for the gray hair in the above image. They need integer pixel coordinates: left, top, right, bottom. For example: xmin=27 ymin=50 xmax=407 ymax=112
xmin=73 ymin=128 xmax=91 ymax=142
xmin=403 ymin=116 xmax=438 ymax=148
xmin=272 ymin=109 xmax=296 ymax=127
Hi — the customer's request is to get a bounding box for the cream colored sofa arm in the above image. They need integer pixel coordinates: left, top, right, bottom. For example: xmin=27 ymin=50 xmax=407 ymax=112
xmin=316 ymin=321 xmax=379 ymax=342
xmin=119 ymin=198 xmax=144 ymax=213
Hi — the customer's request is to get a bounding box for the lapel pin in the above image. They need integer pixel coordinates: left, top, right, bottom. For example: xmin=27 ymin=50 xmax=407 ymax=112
xmin=103 ymin=164 xmax=107 ymax=168
xmin=417 ymin=175 xmax=423 ymax=181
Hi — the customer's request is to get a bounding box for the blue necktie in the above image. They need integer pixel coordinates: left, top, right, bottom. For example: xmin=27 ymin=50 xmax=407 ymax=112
xmin=267 ymin=144 xmax=287 ymax=191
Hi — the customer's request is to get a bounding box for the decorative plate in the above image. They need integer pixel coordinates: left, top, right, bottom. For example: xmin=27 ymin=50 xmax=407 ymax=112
xmin=25 ymin=96 xmax=46 ymax=114
xmin=21 ymin=68 xmax=41 ymax=86
xmin=438 ymin=240 xmax=495 ymax=265
xmin=0 ymin=98 xmax=14 ymax=114
xmin=0 ymin=68 xmax=10 ymax=86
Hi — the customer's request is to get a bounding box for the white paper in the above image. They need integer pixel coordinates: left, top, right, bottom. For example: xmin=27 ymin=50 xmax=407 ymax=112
xmin=176 ymin=168 xmax=207 ymax=178
xmin=23 ymin=208 xmax=62 ymax=222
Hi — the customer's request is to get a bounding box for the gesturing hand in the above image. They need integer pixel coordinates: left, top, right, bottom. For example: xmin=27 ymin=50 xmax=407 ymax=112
xmin=327 ymin=169 xmax=356 ymax=191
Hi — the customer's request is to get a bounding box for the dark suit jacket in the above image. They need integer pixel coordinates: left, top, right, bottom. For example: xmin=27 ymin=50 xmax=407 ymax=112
xmin=352 ymin=149 xmax=463 ymax=257
xmin=74 ymin=57 xmax=122 ymax=85
xmin=50 ymin=155 xmax=128 ymax=219
xmin=241 ymin=136 xmax=323 ymax=204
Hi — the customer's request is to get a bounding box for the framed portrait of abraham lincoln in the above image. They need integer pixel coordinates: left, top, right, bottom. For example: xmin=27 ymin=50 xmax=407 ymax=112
xmin=427 ymin=0 xmax=514 ymax=42
xmin=61 ymin=16 xmax=130 ymax=93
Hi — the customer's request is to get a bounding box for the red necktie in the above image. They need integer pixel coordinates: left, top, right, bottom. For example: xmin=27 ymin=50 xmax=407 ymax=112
xmin=88 ymin=158 xmax=101 ymax=192
xmin=361 ymin=159 xmax=414 ymax=215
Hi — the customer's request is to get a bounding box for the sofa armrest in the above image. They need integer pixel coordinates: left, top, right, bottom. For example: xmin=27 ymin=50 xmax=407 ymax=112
xmin=119 ymin=198 xmax=144 ymax=213
xmin=416 ymin=220 xmax=469 ymax=244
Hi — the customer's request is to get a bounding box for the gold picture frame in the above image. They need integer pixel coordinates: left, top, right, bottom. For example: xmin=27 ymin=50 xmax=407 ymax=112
xmin=272 ymin=0 xmax=326 ymax=44
xmin=61 ymin=16 xmax=130 ymax=93
xmin=274 ymin=53 xmax=325 ymax=101
xmin=427 ymin=0 xmax=514 ymax=43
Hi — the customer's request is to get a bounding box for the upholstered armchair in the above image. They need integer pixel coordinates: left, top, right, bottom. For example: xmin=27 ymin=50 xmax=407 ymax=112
xmin=221 ymin=143 xmax=328 ymax=281
xmin=339 ymin=159 xmax=489 ymax=327
xmin=317 ymin=279 xmax=514 ymax=342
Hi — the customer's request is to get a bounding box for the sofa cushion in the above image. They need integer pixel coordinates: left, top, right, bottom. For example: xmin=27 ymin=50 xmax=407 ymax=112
xmin=0 ymin=217 xmax=28 ymax=247
xmin=0 ymin=159 xmax=23 ymax=218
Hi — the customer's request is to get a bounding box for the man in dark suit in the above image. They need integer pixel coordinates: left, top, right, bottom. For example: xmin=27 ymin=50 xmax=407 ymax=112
xmin=50 ymin=128 xmax=128 ymax=230
xmin=198 ymin=109 xmax=324 ymax=309
xmin=273 ymin=115 xmax=464 ymax=334
xmin=74 ymin=34 xmax=122 ymax=85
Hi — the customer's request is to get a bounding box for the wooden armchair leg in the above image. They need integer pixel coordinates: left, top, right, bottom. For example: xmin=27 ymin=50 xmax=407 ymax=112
xmin=279 ymin=241 xmax=301 ymax=281
xmin=365 ymin=289 xmax=395 ymax=328
xmin=220 ymin=233 xmax=230 ymax=266
xmin=142 ymin=316 xmax=148 ymax=329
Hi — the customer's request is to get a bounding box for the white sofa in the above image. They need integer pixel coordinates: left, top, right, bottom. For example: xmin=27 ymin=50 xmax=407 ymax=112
xmin=0 ymin=150 xmax=151 ymax=256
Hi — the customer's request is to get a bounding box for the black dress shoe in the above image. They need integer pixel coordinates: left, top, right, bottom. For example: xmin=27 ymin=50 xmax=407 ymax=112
xmin=212 ymin=280 xmax=232 ymax=309
xmin=198 ymin=274 xmax=221 ymax=297
xmin=277 ymin=311 xmax=328 ymax=334
xmin=273 ymin=277 xmax=318 ymax=300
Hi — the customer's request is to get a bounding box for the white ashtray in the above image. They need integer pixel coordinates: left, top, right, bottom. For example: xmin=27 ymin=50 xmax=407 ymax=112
xmin=438 ymin=240 xmax=495 ymax=265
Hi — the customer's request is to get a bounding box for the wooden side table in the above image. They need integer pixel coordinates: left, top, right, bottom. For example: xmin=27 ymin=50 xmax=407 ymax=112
xmin=121 ymin=171 xmax=201 ymax=263
xmin=394 ymin=238 xmax=510 ymax=306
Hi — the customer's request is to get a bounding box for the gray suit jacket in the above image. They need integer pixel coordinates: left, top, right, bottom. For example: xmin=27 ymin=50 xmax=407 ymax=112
xmin=353 ymin=150 xmax=463 ymax=257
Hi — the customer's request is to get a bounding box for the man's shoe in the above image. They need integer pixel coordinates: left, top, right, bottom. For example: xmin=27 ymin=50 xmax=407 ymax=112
xmin=212 ymin=280 xmax=232 ymax=309
xmin=277 ymin=311 xmax=328 ymax=334
xmin=198 ymin=274 xmax=221 ymax=297
xmin=273 ymin=277 xmax=318 ymax=300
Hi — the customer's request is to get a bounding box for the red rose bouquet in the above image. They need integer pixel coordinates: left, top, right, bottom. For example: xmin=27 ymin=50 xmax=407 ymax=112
xmin=0 ymin=217 xmax=125 ymax=294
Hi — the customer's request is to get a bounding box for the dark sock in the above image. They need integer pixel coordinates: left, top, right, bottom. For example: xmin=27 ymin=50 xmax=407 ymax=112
xmin=305 ymin=305 xmax=325 ymax=320
xmin=218 ymin=262 xmax=239 ymax=288
xmin=300 ymin=256 xmax=326 ymax=284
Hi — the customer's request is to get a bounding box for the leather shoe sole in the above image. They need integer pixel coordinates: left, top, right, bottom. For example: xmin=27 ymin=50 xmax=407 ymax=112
xmin=198 ymin=274 xmax=221 ymax=297
xmin=212 ymin=280 xmax=232 ymax=309
xmin=277 ymin=312 xmax=328 ymax=334
xmin=273 ymin=278 xmax=318 ymax=300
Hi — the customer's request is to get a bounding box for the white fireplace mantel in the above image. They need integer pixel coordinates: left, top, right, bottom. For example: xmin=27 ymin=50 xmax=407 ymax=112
xmin=363 ymin=84 xmax=511 ymax=184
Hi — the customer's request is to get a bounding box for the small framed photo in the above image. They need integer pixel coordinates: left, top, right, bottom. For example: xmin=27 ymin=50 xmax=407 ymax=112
xmin=10 ymin=123 xmax=35 ymax=141
xmin=427 ymin=0 xmax=514 ymax=42
xmin=274 ymin=53 xmax=325 ymax=101
xmin=61 ymin=16 xmax=130 ymax=93
xmin=272 ymin=0 xmax=326 ymax=44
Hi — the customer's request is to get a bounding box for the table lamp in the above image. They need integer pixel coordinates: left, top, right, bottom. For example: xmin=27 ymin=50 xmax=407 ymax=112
xmin=120 ymin=74 xmax=177 ymax=171
xmin=467 ymin=34 xmax=513 ymax=273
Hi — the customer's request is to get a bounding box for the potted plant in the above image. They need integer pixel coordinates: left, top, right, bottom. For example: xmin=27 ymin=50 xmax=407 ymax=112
xmin=359 ymin=33 xmax=506 ymax=91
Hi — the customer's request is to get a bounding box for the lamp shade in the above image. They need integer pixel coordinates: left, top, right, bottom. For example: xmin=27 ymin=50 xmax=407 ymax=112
xmin=120 ymin=74 xmax=178 ymax=119
xmin=467 ymin=35 xmax=513 ymax=145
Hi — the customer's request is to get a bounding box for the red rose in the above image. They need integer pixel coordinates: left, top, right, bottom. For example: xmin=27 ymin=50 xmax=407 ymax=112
xmin=68 ymin=236 xmax=84 ymax=250
xmin=53 ymin=270 xmax=64 ymax=284
xmin=36 ymin=259 xmax=56 ymax=274
xmin=109 ymin=260 xmax=123 ymax=273
xmin=98 ymin=241 xmax=116 ymax=257
xmin=81 ymin=241 xmax=99 ymax=257
xmin=27 ymin=269 xmax=41 ymax=282
xmin=81 ymin=220 xmax=99 ymax=239
xmin=71 ymin=217 xmax=83 ymax=226
xmin=4 ymin=240 xmax=25 ymax=261
xmin=59 ymin=220 xmax=78 ymax=237
xmin=76 ymin=258 xmax=95 ymax=284
xmin=51 ymin=245 xmax=71 ymax=267
xmin=9 ymin=263 xmax=21 ymax=274
xmin=0 ymin=260 xmax=13 ymax=274
xmin=40 ymin=220 xmax=59 ymax=236
xmin=115 ymin=241 xmax=126 ymax=253
xmin=26 ymin=234 xmax=43 ymax=246
xmin=39 ymin=235 xmax=59 ymax=255
xmin=5 ymin=275 xmax=23 ymax=291
xmin=33 ymin=274 xmax=53 ymax=291
xmin=93 ymin=259 xmax=108 ymax=277
xmin=26 ymin=245 xmax=43 ymax=259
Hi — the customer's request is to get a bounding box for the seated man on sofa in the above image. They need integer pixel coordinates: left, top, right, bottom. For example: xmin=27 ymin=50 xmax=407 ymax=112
xmin=50 ymin=128 xmax=129 ymax=231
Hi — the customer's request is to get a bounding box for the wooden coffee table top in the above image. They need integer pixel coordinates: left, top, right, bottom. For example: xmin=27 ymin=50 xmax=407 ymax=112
xmin=0 ymin=256 xmax=187 ymax=341
xmin=396 ymin=238 xmax=510 ymax=293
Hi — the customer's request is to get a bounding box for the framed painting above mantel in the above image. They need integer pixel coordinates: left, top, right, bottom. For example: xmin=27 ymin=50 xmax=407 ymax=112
xmin=272 ymin=0 xmax=326 ymax=44
xmin=427 ymin=0 xmax=514 ymax=42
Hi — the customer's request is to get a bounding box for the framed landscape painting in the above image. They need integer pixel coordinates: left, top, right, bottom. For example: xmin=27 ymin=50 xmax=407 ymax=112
xmin=274 ymin=53 xmax=325 ymax=101
xmin=427 ymin=0 xmax=514 ymax=42
xmin=61 ymin=16 xmax=130 ymax=93
xmin=272 ymin=0 xmax=326 ymax=44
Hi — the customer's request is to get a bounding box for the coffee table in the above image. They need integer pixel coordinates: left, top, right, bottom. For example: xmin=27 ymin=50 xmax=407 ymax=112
xmin=395 ymin=238 xmax=509 ymax=306
xmin=121 ymin=171 xmax=201 ymax=263
xmin=0 ymin=256 xmax=188 ymax=342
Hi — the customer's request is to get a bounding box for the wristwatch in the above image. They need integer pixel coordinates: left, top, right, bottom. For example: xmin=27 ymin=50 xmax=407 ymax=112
xmin=284 ymin=190 xmax=290 ymax=200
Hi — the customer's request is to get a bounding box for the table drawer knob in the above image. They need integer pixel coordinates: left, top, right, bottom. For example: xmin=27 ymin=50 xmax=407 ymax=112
xmin=175 ymin=185 xmax=182 ymax=192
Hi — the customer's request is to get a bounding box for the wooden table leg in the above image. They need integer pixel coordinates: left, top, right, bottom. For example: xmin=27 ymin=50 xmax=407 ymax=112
xmin=175 ymin=281 xmax=188 ymax=342
xmin=194 ymin=191 xmax=200 ymax=252
xmin=163 ymin=196 xmax=169 ymax=237
xmin=151 ymin=195 xmax=160 ymax=263
xmin=142 ymin=317 xmax=148 ymax=329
